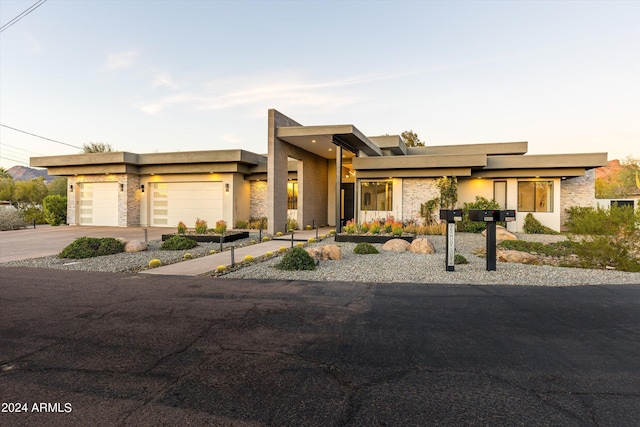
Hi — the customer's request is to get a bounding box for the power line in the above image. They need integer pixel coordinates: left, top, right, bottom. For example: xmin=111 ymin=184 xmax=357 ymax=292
xmin=0 ymin=0 xmax=47 ymax=33
xmin=0 ymin=124 xmax=82 ymax=150
xmin=0 ymin=156 xmax=30 ymax=166
xmin=0 ymin=142 xmax=45 ymax=156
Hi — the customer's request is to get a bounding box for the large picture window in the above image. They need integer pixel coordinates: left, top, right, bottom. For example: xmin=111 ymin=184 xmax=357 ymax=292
xmin=518 ymin=181 xmax=553 ymax=212
xmin=287 ymin=181 xmax=298 ymax=210
xmin=361 ymin=181 xmax=393 ymax=211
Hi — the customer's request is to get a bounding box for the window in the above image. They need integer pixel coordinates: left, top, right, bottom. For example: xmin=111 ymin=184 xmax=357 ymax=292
xmin=518 ymin=181 xmax=553 ymax=212
xmin=361 ymin=181 xmax=393 ymax=211
xmin=287 ymin=181 xmax=298 ymax=210
xmin=493 ymin=181 xmax=507 ymax=209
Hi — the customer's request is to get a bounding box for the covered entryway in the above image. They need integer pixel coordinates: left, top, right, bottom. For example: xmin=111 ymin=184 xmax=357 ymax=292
xmin=150 ymin=182 xmax=223 ymax=227
xmin=79 ymin=182 xmax=119 ymax=226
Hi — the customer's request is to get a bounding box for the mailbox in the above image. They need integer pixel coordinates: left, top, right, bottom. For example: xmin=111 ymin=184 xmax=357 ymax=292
xmin=497 ymin=210 xmax=516 ymax=222
xmin=440 ymin=209 xmax=462 ymax=222
xmin=468 ymin=209 xmax=497 ymax=222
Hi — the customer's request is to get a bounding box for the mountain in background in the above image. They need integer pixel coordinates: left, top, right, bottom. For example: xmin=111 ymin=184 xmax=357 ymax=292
xmin=7 ymin=166 xmax=51 ymax=181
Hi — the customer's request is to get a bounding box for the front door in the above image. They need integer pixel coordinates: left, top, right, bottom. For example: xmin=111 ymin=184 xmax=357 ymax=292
xmin=340 ymin=183 xmax=355 ymax=226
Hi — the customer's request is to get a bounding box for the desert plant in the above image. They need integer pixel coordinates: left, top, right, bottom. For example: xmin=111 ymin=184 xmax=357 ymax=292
xmin=183 ymin=253 xmax=193 ymax=260
xmin=523 ymin=213 xmax=560 ymax=235
xmin=329 ymin=229 xmax=336 ymax=235
xmin=287 ymin=218 xmax=298 ymax=231
xmin=279 ymin=246 xmax=287 ymax=253
xmin=296 ymin=242 xmax=304 ymax=248
xmin=383 ymin=217 xmax=394 ymax=233
xmin=420 ymin=197 xmax=440 ymax=225
xmin=209 ymin=249 xmax=218 ymax=254
xmin=343 ymin=219 xmax=357 ymax=234
xmin=275 ymin=247 xmax=316 ymax=271
xmin=306 ymin=224 xmax=312 ymax=230
xmin=308 ymin=237 xmax=317 ymax=243
xmin=569 ymin=234 xmax=640 ymax=272
xmin=265 ymin=251 xmax=274 ymax=257
xmin=214 ymin=219 xmax=227 ymax=234
xmin=460 ymin=196 xmax=502 ymax=233
xmin=195 ymin=218 xmax=208 ymax=234
xmin=360 ymin=221 xmax=370 ymax=233
xmin=391 ymin=221 xmax=403 ymax=236
xmin=243 ymin=255 xmax=254 ymax=263
xmin=235 ymin=219 xmax=249 ymax=229
xmin=454 ymin=254 xmax=468 ymax=264
xmin=161 ymin=235 xmax=198 ymax=250
xmin=20 ymin=206 xmax=45 ymax=224
xmin=0 ymin=208 xmax=26 ymax=231
xmin=216 ymin=265 xmax=226 ymax=273
xmin=177 ymin=221 xmax=187 ymax=234
xmin=275 ymin=231 xmax=284 ymax=237
xmin=42 ymin=194 xmax=67 ymax=226
xmin=565 ymin=205 xmax=638 ymax=236
xmin=262 ymin=236 xmax=271 ymax=242
xmin=148 ymin=259 xmax=162 ymax=268
xmin=59 ymin=237 xmax=124 ymax=259
xmin=435 ymin=176 xmax=458 ymax=210
xmin=353 ymin=242 xmax=379 ymax=254
xmin=370 ymin=221 xmax=381 ymax=234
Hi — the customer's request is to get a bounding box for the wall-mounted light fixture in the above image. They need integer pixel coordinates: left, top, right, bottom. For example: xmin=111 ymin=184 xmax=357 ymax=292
xmin=69 ymin=184 xmax=74 ymax=192
xmin=225 ymin=183 xmax=230 ymax=193
xmin=140 ymin=184 xmax=145 ymax=193
xmin=120 ymin=183 xmax=124 ymax=192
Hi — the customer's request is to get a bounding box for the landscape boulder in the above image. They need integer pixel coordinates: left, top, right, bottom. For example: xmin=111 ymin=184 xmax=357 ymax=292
xmin=497 ymin=249 xmax=542 ymax=265
xmin=306 ymin=244 xmax=342 ymax=261
xmin=482 ymin=225 xmax=518 ymax=241
xmin=382 ymin=239 xmax=411 ymax=252
xmin=124 ymin=240 xmax=148 ymax=252
xmin=410 ymin=238 xmax=436 ymax=254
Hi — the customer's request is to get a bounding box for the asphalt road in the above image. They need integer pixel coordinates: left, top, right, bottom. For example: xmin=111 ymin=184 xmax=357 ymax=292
xmin=1 ymin=267 xmax=639 ymax=426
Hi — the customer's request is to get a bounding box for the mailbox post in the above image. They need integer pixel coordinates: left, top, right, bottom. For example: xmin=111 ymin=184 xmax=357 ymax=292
xmin=440 ymin=209 xmax=462 ymax=271
xmin=468 ymin=209 xmax=516 ymax=271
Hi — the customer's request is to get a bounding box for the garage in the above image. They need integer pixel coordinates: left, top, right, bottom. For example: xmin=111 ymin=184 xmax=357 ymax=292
xmin=79 ymin=182 xmax=119 ymax=226
xmin=150 ymin=182 xmax=223 ymax=227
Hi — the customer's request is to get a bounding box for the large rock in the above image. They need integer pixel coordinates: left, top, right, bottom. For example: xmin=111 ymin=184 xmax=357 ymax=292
xmin=498 ymin=249 xmax=542 ymax=265
xmin=482 ymin=225 xmax=518 ymax=241
xmin=382 ymin=239 xmax=410 ymax=252
xmin=306 ymin=244 xmax=342 ymax=261
xmin=410 ymin=238 xmax=436 ymax=254
xmin=124 ymin=240 xmax=148 ymax=252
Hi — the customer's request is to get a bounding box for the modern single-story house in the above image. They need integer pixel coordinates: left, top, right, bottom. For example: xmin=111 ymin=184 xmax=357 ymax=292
xmin=31 ymin=109 xmax=607 ymax=233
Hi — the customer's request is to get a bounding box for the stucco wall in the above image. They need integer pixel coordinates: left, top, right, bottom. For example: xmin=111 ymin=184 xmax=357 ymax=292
xmin=560 ymin=169 xmax=596 ymax=230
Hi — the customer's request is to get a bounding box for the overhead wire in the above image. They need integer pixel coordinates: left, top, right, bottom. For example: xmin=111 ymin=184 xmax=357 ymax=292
xmin=0 ymin=0 xmax=48 ymax=33
xmin=0 ymin=124 xmax=82 ymax=150
xmin=0 ymin=156 xmax=30 ymax=166
xmin=0 ymin=142 xmax=46 ymax=156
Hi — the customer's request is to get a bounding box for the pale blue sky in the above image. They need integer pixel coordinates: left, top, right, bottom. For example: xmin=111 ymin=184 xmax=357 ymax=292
xmin=1 ymin=0 xmax=638 ymax=170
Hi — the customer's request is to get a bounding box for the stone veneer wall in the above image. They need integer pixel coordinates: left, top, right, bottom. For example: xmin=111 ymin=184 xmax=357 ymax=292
xmin=250 ymin=181 xmax=268 ymax=219
xmin=67 ymin=176 xmax=77 ymax=225
xmin=560 ymin=169 xmax=596 ymax=231
xmin=402 ymin=178 xmax=439 ymax=223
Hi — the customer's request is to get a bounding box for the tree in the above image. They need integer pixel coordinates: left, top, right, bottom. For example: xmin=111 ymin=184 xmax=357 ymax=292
xmin=0 ymin=167 xmax=11 ymax=179
xmin=401 ymin=130 xmax=425 ymax=147
xmin=0 ymin=177 xmax=15 ymax=201
xmin=596 ymin=157 xmax=640 ymax=198
xmin=47 ymin=176 xmax=68 ymax=196
xmin=13 ymin=177 xmax=48 ymax=209
xmin=83 ymin=142 xmax=114 ymax=153
xmin=43 ymin=194 xmax=67 ymax=226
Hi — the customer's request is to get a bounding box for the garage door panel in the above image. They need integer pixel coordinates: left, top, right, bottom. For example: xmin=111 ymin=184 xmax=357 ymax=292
xmin=79 ymin=182 xmax=119 ymax=226
xmin=151 ymin=182 xmax=223 ymax=227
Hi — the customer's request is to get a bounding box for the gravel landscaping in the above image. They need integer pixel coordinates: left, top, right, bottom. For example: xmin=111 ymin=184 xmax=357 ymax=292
xmin=3 ymin=232 xmax=639 ymax=286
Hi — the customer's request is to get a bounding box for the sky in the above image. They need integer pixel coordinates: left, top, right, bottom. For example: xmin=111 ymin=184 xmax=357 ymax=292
xmin=0 ymin=0 xmax=638 ymax=171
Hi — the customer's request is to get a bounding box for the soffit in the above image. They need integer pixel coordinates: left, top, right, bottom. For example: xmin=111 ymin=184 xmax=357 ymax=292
xmin=485 ymin=153 xmax=608 ymax=169
xmin=276 ymin=125 xmax=382 ymax=159
xmin=353 ymin=154 xmax=487 ymax=170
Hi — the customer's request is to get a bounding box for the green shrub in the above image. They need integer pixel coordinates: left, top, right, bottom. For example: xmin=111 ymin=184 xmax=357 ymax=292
xmin=161 ymin=235 xmax=198 ymax=250
xmin=195 ymin=218 xmax=208 ymax=234
xmin=523 ymin=213 xmax=560 ymax=234
xmin=177 ymin=221 xmax=187 ymax=234
xmin=21 ymin=206 xmax=45 ymax=225
xmin=353 ymin=242 xmax=379 ymax=254
xmin=287 ymin=218 xmax=298 ymax=231
xmin=498 ymin=239 xmax=574 ymax=257
xmin=0 ymin=208 xmax=26 ymax=231
xmin=59 ymin=237 xmax=125 ymax=259
xmin=454 ymin=253 xmax=468 ymax=264
xmin=215 ymin=219 xmax=227 ymax=234
xmin=570 ymin=234 xmax=640 ymax=272
xmin=235 ymin=219 xmax=249 ymax=229
xmin=43 ymin=194 xmax=67 ymax=226
xmin=460 ymin=196 xmax=502 ymax=233
xmin=275 ymin=247 xmax=316 ymax=271
xmin=565 ymin=205 xmax=638 ymax=235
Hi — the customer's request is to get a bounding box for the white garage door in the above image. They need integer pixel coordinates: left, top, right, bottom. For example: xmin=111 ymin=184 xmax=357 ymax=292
xmin=79 ymin=182 xmax=119 ymax=226
xmin=151 ymin=182 xmax=223 ymax=227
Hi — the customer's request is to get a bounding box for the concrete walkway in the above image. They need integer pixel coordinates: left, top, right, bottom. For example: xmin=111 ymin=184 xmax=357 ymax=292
xmin=141 ymin=227 xmax=334 ymax=276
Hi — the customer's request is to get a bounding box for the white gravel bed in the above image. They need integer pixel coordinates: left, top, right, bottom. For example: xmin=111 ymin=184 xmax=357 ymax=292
xmin=2 ymin=232 xmax=639 ymax=285
xmin=223 ymin=233 xmax=640 ymax=286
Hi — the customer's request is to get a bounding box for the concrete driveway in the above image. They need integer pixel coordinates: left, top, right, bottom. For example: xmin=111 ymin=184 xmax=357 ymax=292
xmin=1 ymin=267 xmax=639 ymax=426
xmin=0 ymin=225 xmax=169 ymax=263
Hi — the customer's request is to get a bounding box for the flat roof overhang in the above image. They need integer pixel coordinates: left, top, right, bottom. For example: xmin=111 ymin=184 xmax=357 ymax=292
xmin=353 ymin=154 xmax=487 ymax=171
xmin=276 ymin=125 xmax=383 ymax=158
xmin=485 ymin=153 xmax=608 ymax=170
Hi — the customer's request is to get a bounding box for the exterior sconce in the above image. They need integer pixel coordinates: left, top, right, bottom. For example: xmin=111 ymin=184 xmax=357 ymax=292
xmin=120 ymin=183 xmax=124 ymax=192
xmin=69 ymin=184 xmax=74 ymax=192
xmin=140 ymin=184 xmax=145 ymax=193
xmin=225 ymin=183 xmax=230 ymax=193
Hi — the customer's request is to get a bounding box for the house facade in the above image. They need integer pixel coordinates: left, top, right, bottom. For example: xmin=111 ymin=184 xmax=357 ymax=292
xmin=30 ymin=109 xmax=607 ymax=233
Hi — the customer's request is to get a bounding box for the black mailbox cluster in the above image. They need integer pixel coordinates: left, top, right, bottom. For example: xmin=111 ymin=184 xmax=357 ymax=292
xmin=440 ymin=209 xmax=462 ymax=222
xmin=468 ymin=209 xmax=516 ymax=222
xmin=468 ymin=209 xmax=517 ymax=271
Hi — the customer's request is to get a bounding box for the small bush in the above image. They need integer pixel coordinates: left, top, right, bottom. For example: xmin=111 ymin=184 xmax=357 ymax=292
xmin=216 ymin=265 xmax=226 ymax=273
xmin=59 ymin=237 xmax=125 ymax=259
xmin=343 ymin=219 xmax=357 ymax=234
xmin=177 ymin=221 xmax=187 ymax=234
xmin=461 ymin=196 xmax=502 ymax=233
xmin=265 ymin=251 xmax=274 ymax=257
xmin=161 ymin=235 xmax=198 ymax=250
xmin=353 ymin=242 xmax=379 ymax=254
xmin=262 ymin=236 xmax=271 ymax=242
xmin=276 ymin=231 xmax=283 ymax=237
xmin=565 ymin=205 xmax=638 ymax=235
xmin=306 ymin=224 xmax=312 ymax=230
xmin=43 ymin=194 xmax=67 ymax=226
xmin=243 ymin=255 xmax=254 ymax=263
xmin=498 ymin=239 xmax=574 ymax=257
xmin=21 ymin=206 xmax=45 ymax=225
xmin=391 ymin=221 xmax=403 ymax=236
xmin=523 ymin=213 xmax=559 ymax=234
xmin=195 ymin=218 xmax=208 ymax=234
xmin=329 ymin=229 xmax=336 ymax=235
xmin=275 ymin=247 xmax=316 ymax=271
xmin=215 ymin=219 xmax=227 ymax=234
xmin=296 ymin=242 xmax=304 ymax=248
xmin=454 ymin=254 xmax=468 ymax=264
xmin=279 ymin=246 xmax=287 ymax=253
xmin=235 ymin=220 xmax=249 ymax=229
xmin=360 ymin=221 xmax=370 ymax=233
xmin=308 ymin=237 xmax=317 ymax=243
xmin=0 ymin=209 xmax=26 ymax=231
xmin=569 ymin=235 xmax=640 ymax=272
xmin=287 ymin=218 xmax=298 ymax=231
xmin=148 ymin=259 xmax=162 ymax=268
xmin=370 ymin=221 xmax=381 ymax=234
xmin=183 ymin=253 xmax=193 ymax=260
